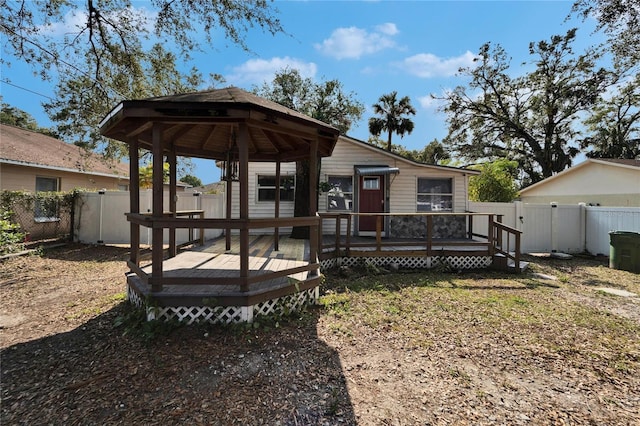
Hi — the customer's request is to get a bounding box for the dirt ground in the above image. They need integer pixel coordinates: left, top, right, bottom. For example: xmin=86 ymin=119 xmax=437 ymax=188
xmin=1 ymin=243 xmax=639 ymax=425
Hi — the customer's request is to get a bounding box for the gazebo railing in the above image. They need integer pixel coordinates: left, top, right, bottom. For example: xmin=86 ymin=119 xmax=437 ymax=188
xmin=126 ymin=214 xmax=321 ymax=292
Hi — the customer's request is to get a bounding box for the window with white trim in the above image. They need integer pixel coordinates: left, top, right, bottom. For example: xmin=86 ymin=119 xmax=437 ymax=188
xmin=417 ymin=178 xmax=453 ymax=212
xmin=257 ymin=175 xmax=295 ymax=202
xmin=35 ymin=176 xmax=60 ymax=221
xmin=326 ymin=176 xmax=353 ymax=211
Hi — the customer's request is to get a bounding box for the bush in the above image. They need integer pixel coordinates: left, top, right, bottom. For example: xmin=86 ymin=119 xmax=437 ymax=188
xmin=0 ymin=210 xmax=25 ymax=255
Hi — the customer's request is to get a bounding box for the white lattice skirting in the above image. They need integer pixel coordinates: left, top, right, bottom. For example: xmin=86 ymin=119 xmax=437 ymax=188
xmin=321 ymin=255 xmax=492 ymax=271
xmin=127 ymin=285 xmax=319 ymax=324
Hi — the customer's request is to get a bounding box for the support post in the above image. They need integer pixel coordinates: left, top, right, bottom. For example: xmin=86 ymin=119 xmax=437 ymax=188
xmin=168 ymin=148 xmax=177 ymax=258
xmin=238 ymin=123 xmax=250 ymax=291
xmin=151 ymin=123 xmax=164 ymax=292
xmin=274 ymin=161 xmax=281 ymax=251
xmin=129 ymin=139 xmax=140 ymax=266
xmin=309 ymin=137 xmax=318 ymax=274
xmin=551 ymin=202 xmax=558 ymax=253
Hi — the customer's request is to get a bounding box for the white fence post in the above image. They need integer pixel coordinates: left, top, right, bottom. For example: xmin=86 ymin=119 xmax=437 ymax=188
xmin=550 ymin=202 xmax=558 ymax=253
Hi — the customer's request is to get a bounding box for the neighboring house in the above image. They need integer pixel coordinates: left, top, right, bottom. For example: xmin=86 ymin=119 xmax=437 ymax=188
xmin=226 ymin=135 xmax=480 ymax=237
xmin=0 ymin=123 xmax=130 ymax=192
xmin=519 ymin=158 xmax=640 ymax=207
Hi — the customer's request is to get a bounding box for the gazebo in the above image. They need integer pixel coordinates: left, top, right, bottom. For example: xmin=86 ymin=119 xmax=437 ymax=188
xmin=99 ymin=87 xmax=340 ymax=323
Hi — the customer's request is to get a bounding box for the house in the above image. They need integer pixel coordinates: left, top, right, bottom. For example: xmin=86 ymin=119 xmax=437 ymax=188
xmin=519 ymin=158 xmax=640 ymax=207
xmin=226 ymin=135 xmax=480 ymax=238
xmin=1 ymin=123 xmax=131 ymax=240
xmin=0 ymin=123 xmax=130 ymax=192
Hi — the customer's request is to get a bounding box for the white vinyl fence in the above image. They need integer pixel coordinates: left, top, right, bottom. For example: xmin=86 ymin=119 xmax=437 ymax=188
xmin=74 ymin=191 xmax=225 ymax=245
xmin=468 ymin=201 xmax=640 ymax=256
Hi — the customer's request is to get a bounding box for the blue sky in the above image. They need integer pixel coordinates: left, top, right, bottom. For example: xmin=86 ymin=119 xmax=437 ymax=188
xmin=1 ymin=0 xmax=602 ymax=184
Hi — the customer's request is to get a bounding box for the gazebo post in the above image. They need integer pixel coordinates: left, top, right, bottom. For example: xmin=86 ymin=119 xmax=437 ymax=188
xmin=129 ymin=139 xmax=140 ymax=267
xmin=225 ymin=152 xmax=233 ymax=251
xmin=238 ymin=123 xmax=250 ymax=292
xmin=309 ymin=136 xmax=318 ymax=273
xmin=168 ymin=147 xmax=177 ymax=258
xmin=274 ymin=160 xmax=281 ymax=251
xmin=151 ymin=122 xmax=164 ymax=292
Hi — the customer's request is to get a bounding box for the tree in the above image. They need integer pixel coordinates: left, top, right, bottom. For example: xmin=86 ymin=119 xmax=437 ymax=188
xmin=580 ymin=74 xmax=640 ymax=159
xmin=254 ymin=68 xmax=364 ymax=238
xmin=572 ymin=0 xmax=640 ymax=65
xmin=1 ymin=1 xmax=283 ymax=84
xmin=468 ymin=159 xmax=520 ymax=203
xmin=0 ymin=100 xmax=58 ymax=137
xmin=368 ymin=91 xmax=416 ymax=151
xmin=43 ymin=44 xmax=204 ymax=159
xmin=139 ymin=163 xmax=169 ymax=189
xmin=1 ymin=1 xmax=283 ymax=159
xmin=416 ymin=139 xmax=451 ymax=165
xmin=440 ymin=30 xmax=610 ymax=185
xmin=180 ymin=174 xmax=203 ymax=188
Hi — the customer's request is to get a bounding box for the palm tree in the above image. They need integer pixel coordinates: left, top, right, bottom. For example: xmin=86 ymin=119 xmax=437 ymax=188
xmin=368 ymin=91 xmax=416 ymax=151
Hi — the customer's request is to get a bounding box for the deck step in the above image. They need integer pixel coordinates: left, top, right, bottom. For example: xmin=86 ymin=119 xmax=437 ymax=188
xmin=492 ymin=252 xmax=527 ymax=273
xmin=507 ymin=259 xmax=529 ymax=272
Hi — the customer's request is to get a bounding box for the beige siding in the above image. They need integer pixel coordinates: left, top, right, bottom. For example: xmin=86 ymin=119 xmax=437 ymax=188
xmin=233 ymin=137 xmax=473 ymax=228
xmin=0 ymin=163 xmax=128 ymax=192
xmin=520 ymin=194 xmax=640 ymax=207
xmin=320 ymin=138 xmax=471 ymax=213
xmin=227 ymin=162 xmax=297 ymax=225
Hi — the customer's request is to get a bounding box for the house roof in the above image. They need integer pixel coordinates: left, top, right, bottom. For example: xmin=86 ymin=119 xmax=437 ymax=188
xmin=519 ymin=158 xmax=640 ymax=194
xmin=0 ymin=123 xmax=130 ymax=179
xmin=99 ymin=86 xmax=340 ymax=162
xmin=341 ymin=135 xmax=481 ymax=175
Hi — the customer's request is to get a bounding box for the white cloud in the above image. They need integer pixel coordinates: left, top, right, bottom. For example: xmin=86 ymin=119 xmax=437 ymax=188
xmin=402 ymin=51 xmax=478 ymax=78
xmin=315 ymin=24 xmax=398 ymax=60
xmin=375 ymin=22 xmax=399 ymax=36
xmin=226 ymin=57 xmax=317 ymax=85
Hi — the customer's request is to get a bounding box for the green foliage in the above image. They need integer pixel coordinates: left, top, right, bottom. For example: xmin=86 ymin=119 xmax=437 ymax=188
xmin=368 ymin=91 xmax=416 ymax=151
xmin=113 ymin=302 xmax=183 ymax=343
xmin=580 ymin=74 xmax=640 ymax=159
xmin=2 ymin=1 xmax=283 ymax=160
xmin=180 ymin=174 xmax=203 ymax=188
xmin=572 ymin=0 xmax=640 ymax=65
xmin=440 ymin=29 xmax=611 ymax=185
xmin=0 ymin=100 xmax=58 ymax=137
xmin=139 ymin=163 xmax=170 ymax=189
xmin=468 ymin=160 xmax=520 ymax=202
xmin=254 ymin=68 xmax=364 ymax=134
xmin=0 ymin=210 xmax=25 ymax=255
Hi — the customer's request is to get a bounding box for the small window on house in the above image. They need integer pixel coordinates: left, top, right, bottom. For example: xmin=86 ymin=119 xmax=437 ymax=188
xmin=118 ymin=184 xmax=129 ymax=191
xmin=417 ymin=178 xmax=453 ymax=212
xmin=362 ymin=176 xmax=380 ymax=190
xmin=327 ymin=176 xmax=353 ymax=211
xmin=35 ymin=176 xmax=60 ymax=222
xmin=257 ymin=175 xmax=295 ymax=202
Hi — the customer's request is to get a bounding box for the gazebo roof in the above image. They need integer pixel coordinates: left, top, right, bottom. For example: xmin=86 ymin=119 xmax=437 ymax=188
xmin=99 ymin=86 xmax=340 ymax=162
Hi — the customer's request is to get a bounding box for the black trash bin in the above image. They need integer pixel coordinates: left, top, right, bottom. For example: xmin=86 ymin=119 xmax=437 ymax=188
xmin=609 ymin=231 xmax=640 ymax=273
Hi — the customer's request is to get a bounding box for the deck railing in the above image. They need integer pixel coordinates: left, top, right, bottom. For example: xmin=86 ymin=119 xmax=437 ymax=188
xmin=126 ymin=213 xmax=321 ymax=292
xmin=318 ymin=212 xmax=523 ymax=272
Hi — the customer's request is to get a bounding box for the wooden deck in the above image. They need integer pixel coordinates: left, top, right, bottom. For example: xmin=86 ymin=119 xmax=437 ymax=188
xmin=128 ymin=235 xmax=316 ymax=307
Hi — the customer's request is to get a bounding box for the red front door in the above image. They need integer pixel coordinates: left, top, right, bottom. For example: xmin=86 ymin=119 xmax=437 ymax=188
xmin=359 ymin=175 xmax=385 ymax=232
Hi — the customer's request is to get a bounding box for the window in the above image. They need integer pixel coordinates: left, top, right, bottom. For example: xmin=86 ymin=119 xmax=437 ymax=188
xmin=417 ymin=178 xmax=453 ymax=212
xmin=326 ymin=176 xmax=353 ymax=211
xmin=257 ymin=175 xmax=295 ymax=202
xmin=35 ymin=176 xmax=60 ymax=221
xmin=362 ymin=176 xmax=380 ymax=190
